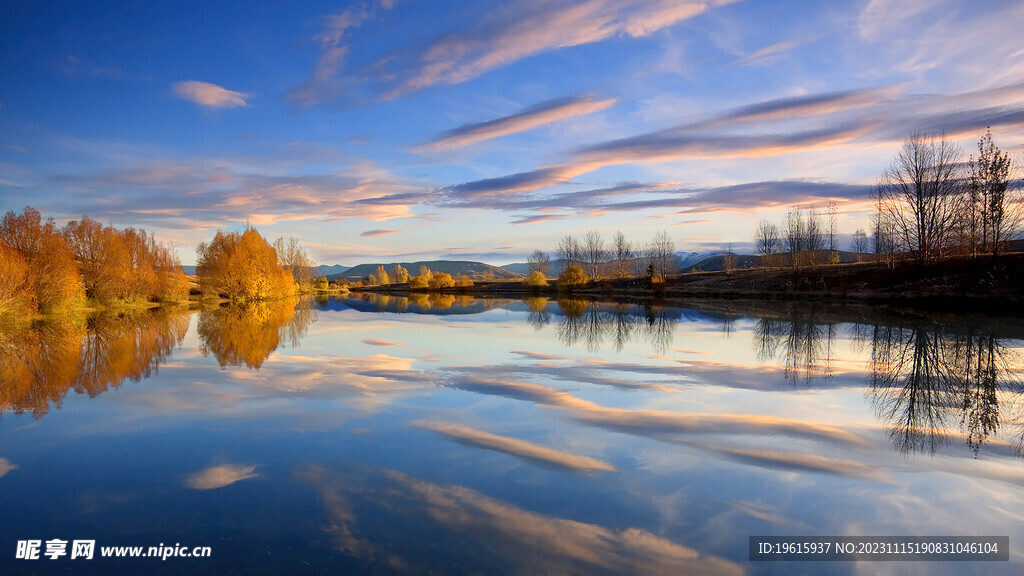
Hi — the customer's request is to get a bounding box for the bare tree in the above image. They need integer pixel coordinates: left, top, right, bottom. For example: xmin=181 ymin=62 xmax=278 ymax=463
xmin=646 ymin=230 xmax=676 ymax=278
xmin=784 ymin=206 xmax=805 ymax=269
xmin=582 ymin=229 xmax=607 ymax=280
xmin=754 ymin=219 xmax=781 ymax=269
xmin=556 ymin=234 xmax=582 ymax=271
xmin=722 ymin=244 xmax=736 ymax=274
xmin=969 ymin=128 xmax=1019 ymax=258
xmin=876 ymin=133 xmax=967 ymax=265
xmin=826 ymin=202 xmax=839 ymax=264
xmin=273 ymin=236 xmax=316 ymax=290
xmin=805 ymin=206 xmax=825 ymax=267
xmin=527 ymin=249 xmax=551 ymax=276
xmin=612 ymin=230 xmax=634 ymax=278
xmin=851 ymin=228 xmax=869 ymax=261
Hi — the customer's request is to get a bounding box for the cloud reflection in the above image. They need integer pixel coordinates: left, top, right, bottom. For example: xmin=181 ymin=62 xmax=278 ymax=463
xmin=185 ymin=463 xmax=258 ymax=490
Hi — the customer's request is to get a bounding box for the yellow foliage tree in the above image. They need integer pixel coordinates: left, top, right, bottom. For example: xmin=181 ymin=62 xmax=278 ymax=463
xmin=196 ymin=227 xmax=295 ymax=301
xmin=429 ymin=272 xmax=454 ymax=290
xmin=557 ymin=265 xmax=589 ymax=292
xmin=1 ymin=207 xmax=83 ymax=312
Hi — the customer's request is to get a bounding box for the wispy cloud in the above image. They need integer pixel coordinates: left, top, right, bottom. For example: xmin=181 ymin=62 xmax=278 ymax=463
xmin=173 ymin=81 xmax=249 ymax=108
xmin=735 ymin=38 xmax=809 ymax=66
xmin=416 ymin=96 xmax=617 ymax=152
xmin=376 ymin=0 xmax=728 ymax=99
xmin=510 ymin=214 xmax=567 ymax=225
xmin=0 ymin=458 xmax=17 ymax=478
xmin=360 ymin=229 xmax=400 ymax=237
xmin=416 ymin=420 xmax=615 ymax=472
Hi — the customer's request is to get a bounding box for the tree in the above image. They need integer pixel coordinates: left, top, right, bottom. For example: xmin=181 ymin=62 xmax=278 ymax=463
xmin=0 ymin=240 xmax=36 ymax=316
xmin=196 ymin=227 xmax=294 ymax=301
xmin=409 ymin=266 xmax=432 ymax=290
xmin=428 ymin=272 xmax=454 ymax=290
xmin=968 ymin=128 xmax=1018 ymax=257
xmin=582 ymin=229 xmax=607 ymax=280
xmin=557 ymin=265 xmax=588 ymax=292
xmin=527 ymin=249 xmax=551 ymax=276
xmin=0 ymin=207 xmax=83 ymax=311
xmin=390 ymin=264 xmax=410 ymax=284
xmin=556 ymin=235 xmax=582 ymax=270
xmin=783 ymin=206 xmax=805 ymax=269
xmin=851 ymin=228 xmax=870 ymax=261
xmin=611 ymin=231 xmax=633 ymax=278
xmin=273 ymin=237 xmax=316 ymax=291
xmin=62 ymin=216 xmax=131 ymax=301
xmin=646 ymin=231 xmax=676 ymax=278
xmin=722 ymin=244 xmax=736 ymax=274
xmin=523 ymin=270 xmax=548 ymax=288
xmin=876 ymin=133 xmax=967 ymax=265
xmin=374 ymin=264 xmax=390 ymax=285
xmin=826 ymin=202 xmax=840 ymax=264
xmin=454 ymin=275 xmax=473 ymax=289
xmin=805 ymin=206 xmax=825 ymax=267
xmin=754 ymin=219 xmax=781 ymax=269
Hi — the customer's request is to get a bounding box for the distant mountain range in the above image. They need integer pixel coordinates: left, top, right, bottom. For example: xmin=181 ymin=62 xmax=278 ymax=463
xmin=326 ymin=260 xmax=521 ymax=282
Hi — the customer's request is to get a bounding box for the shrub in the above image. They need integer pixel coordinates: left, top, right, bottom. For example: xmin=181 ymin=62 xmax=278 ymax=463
xmin=429 ymin=272 xmax=454 ymax=290
xmin=557 ymin=265 xmax=588 ymax=291
xmin=454 ymin=274 xmax=474 ymax=289
xmin=523 ymin=270 xmax=548 ymax=288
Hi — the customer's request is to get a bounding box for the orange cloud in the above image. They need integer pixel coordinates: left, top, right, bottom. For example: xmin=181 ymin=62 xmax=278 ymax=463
xmin=173 ymin=81 xmax=249 ymax=108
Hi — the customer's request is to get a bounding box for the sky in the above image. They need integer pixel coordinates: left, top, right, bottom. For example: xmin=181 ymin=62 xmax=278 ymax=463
xmin=2 ymin=0 xmax=1024 ymax=266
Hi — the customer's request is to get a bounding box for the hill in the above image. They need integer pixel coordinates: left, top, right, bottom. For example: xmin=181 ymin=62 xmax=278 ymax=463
xmin=328 ymin=260 xmax=522 ymax=282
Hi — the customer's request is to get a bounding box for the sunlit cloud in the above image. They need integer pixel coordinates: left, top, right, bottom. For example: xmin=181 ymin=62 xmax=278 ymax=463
xmin=416 ymin=420 xmax=615 ymax=472
xmin=185 ymin=463 xmax=258 ymax=489
xmin=0 ymin=458 xmax=17 ymax=478
xmin=416 ymin=96 xmax=617 ymax=152
xmin=379 ymin=0 xmax=727 ymax=99
xmin=510 ymin=214 xmax=567 ymax=225
xmin=362 ymin=338 xmax=400 ymax=346
xmin=173 ymin=81 xmax=249 ymax=109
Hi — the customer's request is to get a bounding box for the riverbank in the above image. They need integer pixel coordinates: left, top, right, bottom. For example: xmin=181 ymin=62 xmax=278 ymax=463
xmin=349 ymin=253 xmax=1024 ymax=312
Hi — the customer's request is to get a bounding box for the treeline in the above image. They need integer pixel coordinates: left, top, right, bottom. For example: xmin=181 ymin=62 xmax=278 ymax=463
xmin=0 ymin=207 xmax=189 ymax=315
xmin=195 ymin=227 xmax=318 ymax=301
xmin=524 ymin=230 xmax=677 ymax=290
xmin=356 ymin=263 xmax=474 ymax=291
xmin=755 ymin=129 xmax=1021 ymax=270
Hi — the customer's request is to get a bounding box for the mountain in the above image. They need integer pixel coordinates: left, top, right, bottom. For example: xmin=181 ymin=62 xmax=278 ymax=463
xmin=316 ymin=264 xmax=349 ymax=277
xmin=181 ymin=264 xmax=348 ymax=277
xmin=327 ymin=260 xmax=522 ymax=282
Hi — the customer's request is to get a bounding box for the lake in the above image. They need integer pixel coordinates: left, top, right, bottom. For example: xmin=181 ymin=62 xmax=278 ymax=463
xmin=2 ymin=295 xmax=1022 ymax=575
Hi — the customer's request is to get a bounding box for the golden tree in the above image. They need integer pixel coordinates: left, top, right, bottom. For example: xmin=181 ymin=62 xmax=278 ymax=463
xmin=196 ymin=227 xmax=295 ymax=301
xmin=0 ymin=207 xmax=83 ymax=311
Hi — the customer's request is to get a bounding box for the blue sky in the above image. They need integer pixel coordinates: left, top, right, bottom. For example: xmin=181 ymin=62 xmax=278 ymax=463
xmin=2 ymin=0 xmax=1023 ymax=265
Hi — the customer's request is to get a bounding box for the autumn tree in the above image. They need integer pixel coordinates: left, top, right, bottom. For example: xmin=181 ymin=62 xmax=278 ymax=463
xmin=196 ymin=227 xmax=295 ymax=301
xmin=62 ymin=216 xmax=132 ymax=301
xmin=409 ymin=266 xmax=432 ymax=290
xmin=0 ymin=207 xmax=83 ymax=311
xmin=0 ymin=240 xmax=36 ymax=316
xmin=374 ymin=265 xmax=390 ymax=285
xmin=876 ymin=133 xmax=967 ymax=265
xmin=557 ymin=265 xmax=588 ymax=292
xmin=390 ymin=264 xmax=410 ymax=284
xmin=428 ymin=272 xmax=454 ymax=290
xmin=527 ymin=249 xmax=551 ymax=276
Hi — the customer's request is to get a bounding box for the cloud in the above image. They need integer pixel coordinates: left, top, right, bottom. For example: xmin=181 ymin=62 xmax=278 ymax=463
xmin=185 ymin=463 xmax=257 ymax=489
xmin=0 ymin=458 xmax=17 ymax=478
xmin=360 ymin=229 xmax=400 ymax=237
xmin=378 ymin=0 xmax=727 ymax=99
xmin=172 ymin=81 xmax=249 ymax=108
xmin=287 ymin=4 xmax=373 ymax=106
xmin=510 ymin=214 xmax=567 ymax=225
xmin=362 ymin=338 xmax=400 ymax=346
xmin=735 ymin=39 xmax=809 ymax=66
xmin=416 ymin=96 xmax=617 ymax=152
xmin=416 ymin=420 xmax=615 ymax=472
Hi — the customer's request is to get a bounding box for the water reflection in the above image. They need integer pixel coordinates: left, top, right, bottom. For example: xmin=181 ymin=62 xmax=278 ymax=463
xmin=556 ymin=300 xmax=676 ymax=353
xmin=197 ymin=298 xmax=316 ymax=369
xmin=0 ymin=308 xmax=189 ymax=418
xmin=753 ymin=309 xmax=836 ymax=385
xmin=867 ymin=323 xmax=1023 ymax=456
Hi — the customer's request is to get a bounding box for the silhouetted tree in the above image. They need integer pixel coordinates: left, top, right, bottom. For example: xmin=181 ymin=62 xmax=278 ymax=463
xmin=527 ymin=249 xmax=551 ymax=276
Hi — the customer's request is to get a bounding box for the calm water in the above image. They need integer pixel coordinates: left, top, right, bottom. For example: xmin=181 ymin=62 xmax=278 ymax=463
xmin=2 ymin=295 xmax=1023 ymax=575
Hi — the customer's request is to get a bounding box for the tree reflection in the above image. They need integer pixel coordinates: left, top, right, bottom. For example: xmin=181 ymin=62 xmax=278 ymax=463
xmin=552 ymin=299 xmax=675 ymax=353
xmin=1 ymin=308 xmax=189 ymax=418
xmin=525 ymin=297 xmax=551 ymax=330
xmin=197 ymin=298 xmax=315 ymax=369
xmin=752 ymin=308 xmax=835 ymax=385
xmin=867 ymin=323 xmax=1022 ymax=456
